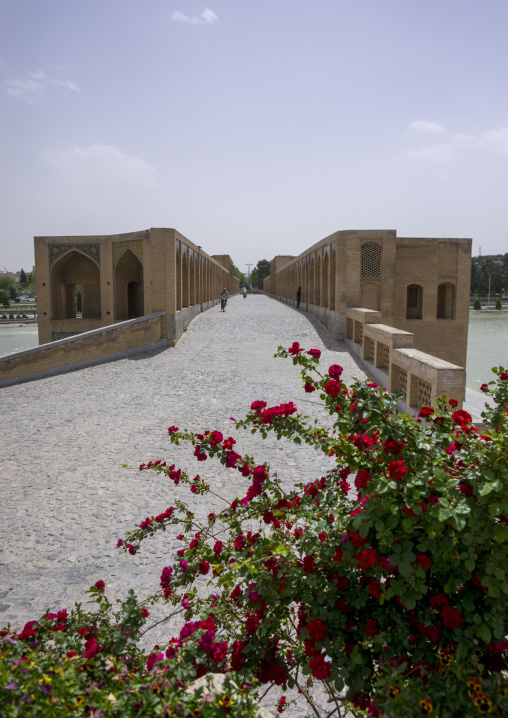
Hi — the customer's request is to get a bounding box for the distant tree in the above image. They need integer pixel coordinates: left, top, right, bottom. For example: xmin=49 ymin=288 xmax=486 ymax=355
xmin=256 ymin=259 xmax=271 ymax=281
xmin=233 ymin=266 xmax=247 ymax=288
xmin=0 ymin=290 xmax=9 ymax=308
xmin=9 ymin=285 xmax=17 ymax=300
xmin=474 ymin=298 xmax=481 ymax=310
xmin=250 ymin=267 xmax=262 ymax=289
xmin=19 ymin=268 xmax=27 ymax=285
xmin=0 ymin=276 xmax=16 ymax=292
xmin=496 ymin=297 xmax=502 ymax=310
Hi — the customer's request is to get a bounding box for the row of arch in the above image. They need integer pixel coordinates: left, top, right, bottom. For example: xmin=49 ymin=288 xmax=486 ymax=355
xmin=175 ymin=242 xmax=234 ymax=311
xmin=406 ymin=282 xmax=456 ymax=320
xmin=50 ymin=244 xmax=235 ymax=322
xmin=276 ymin=246 xmax=338 ymax=310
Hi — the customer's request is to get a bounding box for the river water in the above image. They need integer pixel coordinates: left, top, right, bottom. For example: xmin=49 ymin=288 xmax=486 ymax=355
xmin=0 ymin=313 xmax=507 ymax=390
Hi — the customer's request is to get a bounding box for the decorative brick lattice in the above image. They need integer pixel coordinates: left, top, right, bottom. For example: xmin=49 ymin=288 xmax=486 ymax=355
xmin=365 ymin=337 xmax=375 ymax=362
xmin=113 ymin=240 xmax=144 ymax=267
xmin=398 ymin=368 xmax=408 ymax=397
xmin=379 ymin=342 xmax=390 ymax=369
xmin=355 ymin=321 xmax=363 ymax=344
xmin=51 ymin=331 xmax=82 ymax=341
xmin=418 ymin=379 xmax=432 ymax=407
xmin=361 ymin=242 xmax=382 ymax=278
xmin=346 ymin=318 xmax=353 ymax=339
xmin=49 ymin=244 xmax=100 ymax=266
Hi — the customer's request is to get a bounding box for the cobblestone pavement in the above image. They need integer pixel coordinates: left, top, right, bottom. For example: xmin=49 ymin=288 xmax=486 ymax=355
xmin=0 ymin=295 xmax=365 ymax=716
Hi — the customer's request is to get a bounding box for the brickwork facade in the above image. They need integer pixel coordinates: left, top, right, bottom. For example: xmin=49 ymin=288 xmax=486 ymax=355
xmin=264 ymin=229 xmax=471 ymax=368
xmin=34 ymin=228 xmax=239 ymax=346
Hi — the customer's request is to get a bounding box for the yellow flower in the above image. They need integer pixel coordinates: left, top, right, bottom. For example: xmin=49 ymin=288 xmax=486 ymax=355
xmin=420 ymin=697 xmax=433 ymax=715
xmin=467 ymin=676 xmax=482 ymax=696
xmin=498 ymin=685 xmax=508 ymax=698
xmin=471 ymin=691 xmax=493 ymax=714
xmin=438 ymin=649 xmax=452 ymax=667
xmin=75 ymin=696 xmax=85 ymax=706
xmin=388 ymin=685 xmax=401 ymax=700
xmin=218 ymin=695 xmax=234 ymax=708
xmin=54 ymin=668 xmax=63 ymax=675
xmin=41 ymin=674 xmax=52 ymax=684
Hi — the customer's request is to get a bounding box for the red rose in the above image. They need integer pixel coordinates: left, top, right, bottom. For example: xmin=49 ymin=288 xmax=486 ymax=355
xmin=288 ymin=342 xmax=303 ymax=355
xmin=304 ymin=381 xmax=316 ymax=393
xmin=208 ymin=430 xmax=223 ymax=446
xmin=199 ymin=561 xmax=210 ymax=575
xmin=307 ymin=348 xmax=321 ymax=359
xmin=441 ymin=606 xmax=464 ymax=628
xmin=307 ymin=619 xmax=327 ymax=642
xmin=388 ymin=460 xmax=408 ymax=481
xmin=430 ymin=593 xmax=449 ymax=611
xmin=194 ymin=445 xmax=207 ymax=461
xmin=415 ymin=553 xmax=431 ymax=570
xmin=94 ymin=580 xmax=105 ymax=592
xmin=309 ymin=653 xmax=332 ymax=679
xmin=167 ymin=426 xmax=179 ymax=435
xmin=480 ymin=383 xmax=489 ymax=392
xmin=365 ymin=619 xmax=378 ymax=637
xmin=383 ymin=439 xmax=405 ymax=455
xmin=418 ymin=407 xmax=434 ymax=418
xmin=355 ymin=469 xmax=371 ymax=490
xmin=250 ymin=400 xmax=267 ymax=413
xmin=303 ymin=555 xmax=317 ymax=573
xmin=328 ymin=364 xmax=343 ymax=379
xmin=245 ymin=615 xmax=260 ymax=634
xmin=368 ymin=579 xmax=382 ymax=599
xmin=500 ymin=372 xmax=508 ymax=380
xmin=354 ymin=549 xmax=378 ymax=569
xmin=452 ymin=409 xmax=472 ymax=425
xmin=324 ymin=380 xmax=341 ymax=397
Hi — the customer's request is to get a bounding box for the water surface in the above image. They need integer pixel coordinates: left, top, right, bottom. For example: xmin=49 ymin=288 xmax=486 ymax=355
xmin=466 ymin=311 xmax=508 ymax=390
xmin=0 ymin=325 xmax=39 ymax=358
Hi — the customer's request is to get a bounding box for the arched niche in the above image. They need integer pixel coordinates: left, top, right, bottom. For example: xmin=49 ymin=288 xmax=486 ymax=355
xmin=315 ymin=255 xmax=321 ymax=306
xmin=322 ymin=253 xmax=329 ymax=308
xmin=309 ymin=258 xmax=315 ymax=305
xmin=406 ymin=284 xmax=423 ymax=319
xmin=51 ymin=250 xmax=101 ymax=320
xmin=114 ymin=249 xmax=144 ymax=320
xmin=361 ymin=282 xmax=380 ymax=311
xmin=329 ymin=250 xmax=336 ymax=310
xmin=437 ymin=282 xmax=455 ymax=319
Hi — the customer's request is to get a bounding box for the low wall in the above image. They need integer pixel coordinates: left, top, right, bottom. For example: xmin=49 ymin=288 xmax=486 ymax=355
xmin=344 ymin=307 xmax=466 ymax=413
xmin=0 ymin=312 xmax=167 ymax=388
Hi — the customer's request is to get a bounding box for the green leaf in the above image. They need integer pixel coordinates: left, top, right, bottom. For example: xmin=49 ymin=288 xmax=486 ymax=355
xmin=464 ymin=559 xmax=476 ymax=572
xmin=398 ymin=561 xmax=412 ymax=577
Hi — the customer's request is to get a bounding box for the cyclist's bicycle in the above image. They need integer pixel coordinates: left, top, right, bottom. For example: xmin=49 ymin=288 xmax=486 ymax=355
xmin=220 ymin=296 xmax=227 ymax=311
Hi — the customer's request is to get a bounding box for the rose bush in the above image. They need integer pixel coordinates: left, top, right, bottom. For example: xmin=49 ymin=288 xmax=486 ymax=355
xmin=2 ymin=347 xmax=508 ymax=717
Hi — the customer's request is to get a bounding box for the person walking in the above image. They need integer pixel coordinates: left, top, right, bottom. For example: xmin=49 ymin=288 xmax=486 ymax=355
xmin=296 ymin=286 xmax=302 ymax=309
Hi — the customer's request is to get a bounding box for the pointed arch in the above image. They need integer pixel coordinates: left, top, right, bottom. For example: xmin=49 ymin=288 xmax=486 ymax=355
xmin=51 ymin=249 xmax=101 ymax=320
xmin=329 ymin=250 xmax=336 ymax=310
xmin=114 ymin=248 xmax=144 ymax=320
xmin=322 ymin=253 xmax=329 ymax=308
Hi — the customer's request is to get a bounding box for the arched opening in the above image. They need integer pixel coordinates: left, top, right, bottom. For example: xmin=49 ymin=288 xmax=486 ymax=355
xmin=114 ymin=249 xmax=144 ymax=320
xmin=51 ymin=250 xmax=101 ymax=320
xmin=309 ymin=258 xmax=315 ymax=305
xmin=315 ymin=255 xmax=321 ymax=306
xmin=176 ymin=243 xmax=182 ymax=311
xmin=406 ymin=284 xmax=423 ymax=319
xmin=189 ymin=254 xmax=196 ymax=306
xmin=322 ymin=253 xmax=329 ymax=308
xmin=437 ymin=282 xmax=455 ymax=319
xmin=361 ymin=282 xmax=380 ymax=311
xmin=182 ymin=251 xmax=189 ymax=308
xmin=329 ymin=250 xmax=336 ymax=310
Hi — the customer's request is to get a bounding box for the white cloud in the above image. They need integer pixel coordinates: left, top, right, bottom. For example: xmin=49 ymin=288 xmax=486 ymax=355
xmin=6 ymin=69 xmax=80 ymax=102
xmin=38 ymin=144 xmax=159 ymax=189
xmin=404 ymin=123 xmax=508 ymax=163
xmin=202 ymin=8 xmax=218 ymax=23
xmin=407 ymin=120 xmax=445 ymax=134
xmin=172 ymin=8 xmax=218 ymax=24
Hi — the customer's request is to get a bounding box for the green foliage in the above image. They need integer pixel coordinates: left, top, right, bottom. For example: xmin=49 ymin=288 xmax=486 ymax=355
xmin=0 ymin=276 xmax=16 ymax=292
xmin=496 ymin=298 xmax=502 ymax=310
xmin=0 ymin=290 xmax=9 ymax=308
xmin=473 ymin=298 xmax=481 ymax=310
xmin=3 ymin=349 xmax=508 ymax=717
xmin=233 ymin=266 xmax=247 ymax=288
xmin=471 ymin=253 xmax=508 ymax=297
xmin=19 ymin=269 xmax=28 ymax=285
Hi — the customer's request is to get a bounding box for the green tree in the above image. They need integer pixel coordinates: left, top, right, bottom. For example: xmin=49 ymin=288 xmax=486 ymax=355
xmin=249 ymin=267 xmax=261 ymax=289
xmin=256 ymin=259 xmax=270 ymax=280
xmin=496 ymin=297 xmax=502 ymax=310
xmin=0 ymin=276 xmax=16 ymax=292
xmin=19 ymin=268 xmax=27 ymax=285
xmin=233 ymin=266 xmax=247 ymax=288
xmin=9 ymin=285 xmax=17 ymax=301
xmin=0 ymin=290 xmax=9 ymax=308
xmin=474 ymin=298 xmax=481 ymax=310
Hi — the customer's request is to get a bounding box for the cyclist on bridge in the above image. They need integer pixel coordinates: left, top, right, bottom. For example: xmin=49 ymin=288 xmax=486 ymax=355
xmin=220 ymin=287 xmax=229 ymax=311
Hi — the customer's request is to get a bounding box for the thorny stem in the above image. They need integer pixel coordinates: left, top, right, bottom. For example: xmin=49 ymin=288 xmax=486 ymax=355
xmin=140 ymin=607 xmax=185 ymax=636
xmin=294 ymin=676 xmax=322 ymax=718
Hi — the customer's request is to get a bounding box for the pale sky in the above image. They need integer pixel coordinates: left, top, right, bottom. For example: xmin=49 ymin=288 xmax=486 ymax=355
xmin=1 ymin=0 xmax=508 ymax=275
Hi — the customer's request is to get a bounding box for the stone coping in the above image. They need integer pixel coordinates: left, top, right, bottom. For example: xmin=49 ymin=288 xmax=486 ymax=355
xmin=363 ymin=323 xmax=413 ymax=341
xmin=0 ymin=311 xmax=166 ymax=363
xmin=394 ymin=347 xmax=463 ymax=371
xmin=346 ymin=307 xmax=382 ymax=323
